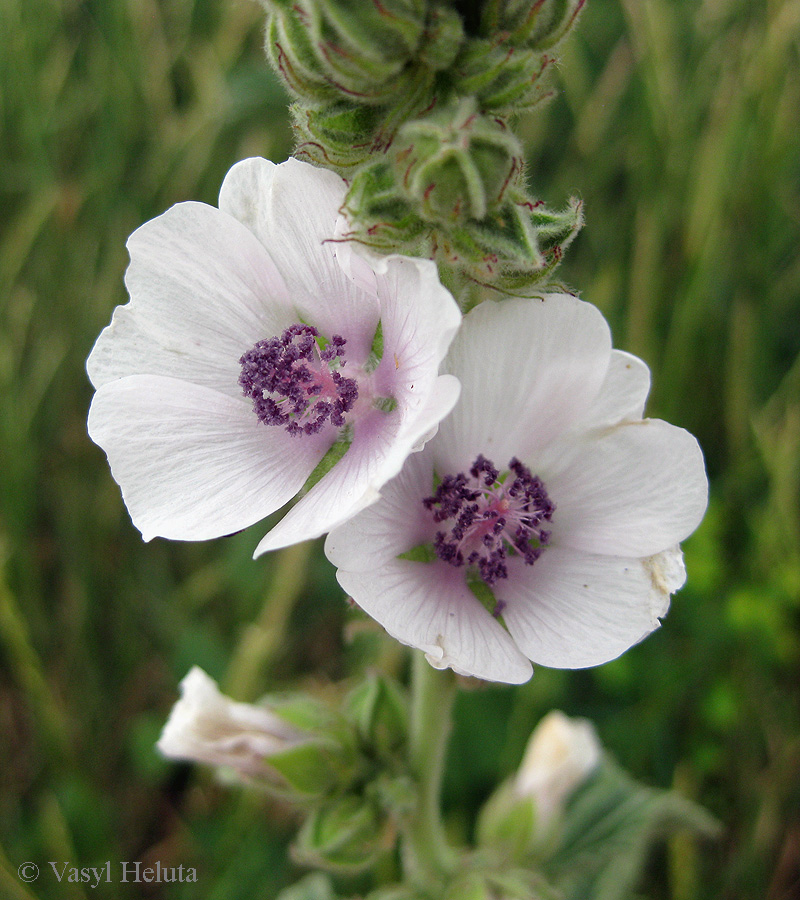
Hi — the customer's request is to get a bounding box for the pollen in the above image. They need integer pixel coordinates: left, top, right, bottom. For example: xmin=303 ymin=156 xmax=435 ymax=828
xmin=239 ymin=324 xmax=358 ymax=436
xmin=423 ymin=455 xmax=555 ymax=585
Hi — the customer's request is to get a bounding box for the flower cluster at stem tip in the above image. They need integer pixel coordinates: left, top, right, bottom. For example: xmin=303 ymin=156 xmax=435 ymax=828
xmin=87 ymin=156 xmax=707 ymax=685
xmin=87 ymin=0 xmax=708 ymax=686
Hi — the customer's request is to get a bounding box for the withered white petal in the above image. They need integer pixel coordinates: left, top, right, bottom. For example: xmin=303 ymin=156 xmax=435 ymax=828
xmin=157 ymin=668 xmax=306 ymax=778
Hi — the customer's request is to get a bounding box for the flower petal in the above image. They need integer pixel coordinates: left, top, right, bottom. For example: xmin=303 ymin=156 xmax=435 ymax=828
xmin=500 ymin=547 xmax=675 ymax=668
xmin=88 ymin=375 xmax=328 ymax=541
xmin=546 ymin=418 xmax=708 ymax=557
xmin=219 ymin=157 xmax=380 ymax=359
xmin=576 ymin=350 xmax=651 ymax=430
xmin=372 ymin=254 xmax=462 ymax=406
xmin=325 ymin=449 xmax=436 ymax=572
xmin=337 ymin=560 xmax=532 ymax=683
xmin=433 ymin=295 xmax=612 ymax=474
xmin=87 ymin=201 xmax=292 ymax=396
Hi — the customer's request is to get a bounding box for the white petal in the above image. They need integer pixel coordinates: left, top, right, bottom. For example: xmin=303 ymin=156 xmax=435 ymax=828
xmin=500 ymin=547 xmax=674 ymax=668
xmin=546 ymin=418 xmax=708 ymax=557
xmin=336 ymin=560 xmax=532 ymax=684
xmin=88 ymin=201 xmax=292 ymax=396
xmin=371 ymin=254 xmax=462 ymax=409
xmin=219 ymin=157 xmax=380 ymax=359
xmin=88 ymin=375 xmax=328 ymax=541
xmin=253 ymin=404 xmax=398 ymax=555
xmin=576 ymin=350 xmax=651 ymax=430
xmin=256 ymin=368 xmax=459 ymax=557
xmin=433 ymin=295 xmax=612 ymax=474
xmin=325 ymin=449 xmax=436 ymax=572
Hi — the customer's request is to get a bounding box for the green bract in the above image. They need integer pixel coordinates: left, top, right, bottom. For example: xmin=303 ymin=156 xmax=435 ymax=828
xmin=260 ymin=0 xmax=587 ymax=304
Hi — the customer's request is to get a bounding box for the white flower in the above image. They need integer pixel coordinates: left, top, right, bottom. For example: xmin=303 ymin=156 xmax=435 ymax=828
xmin=157 ymin=667 xmax=306 ymax=777
xmin=514 ymin=710 xmax=602 ymax=831
xmin=326 ymin=294 xmax=708 ymax=683
xmin=87 ymin=158 xmax=461 ymax=555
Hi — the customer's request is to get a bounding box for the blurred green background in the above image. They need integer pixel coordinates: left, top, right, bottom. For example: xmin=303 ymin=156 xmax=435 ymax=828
xmin=1 ymin=0 xmax=798 ymax=897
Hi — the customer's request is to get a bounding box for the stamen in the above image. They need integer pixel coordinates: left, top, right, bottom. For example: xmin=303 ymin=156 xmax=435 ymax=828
xmin=423 ymin=454 xmax=554 ymax=585
xmin=239 ymin=324 xmax=358 ymax=436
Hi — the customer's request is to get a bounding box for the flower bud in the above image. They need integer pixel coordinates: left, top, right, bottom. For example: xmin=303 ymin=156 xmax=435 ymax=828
xmin=453 ymin=39 xmax=556 ymax=112
xmin=477 ymin=711 xmax=601 ymax=860
xmin=264 ymin=1 xmax=339 ymax=103
xmin=416 ymin=3 xmax=464 ymax=70
xmin=480 ymin=0 xmax=586 ymax=50
xmin=394 ymin=97 xmax=523 ymax=223
xmin=344 ymin=673 xmax=409 ymax=759
xmin=263 ymin=0 xmax=429 ymax=104
xmin=438 ymin=191 xmax=582 ymax=291
xmin=341 ymin=158 xmax=428 ymax=251
xmin=513 ymin=710 xmax=602 ymax=832
xmin=157 ymin=667 xmax=308 ymax=780
xmin=294 ymin=795 xmax=395 ymax=873
xmin=293 ymin=102 xmax=387 ymax=171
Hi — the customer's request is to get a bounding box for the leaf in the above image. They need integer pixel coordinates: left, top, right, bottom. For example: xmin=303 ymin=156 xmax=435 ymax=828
xmin=543 ymin=757 xmax=721 ymax=900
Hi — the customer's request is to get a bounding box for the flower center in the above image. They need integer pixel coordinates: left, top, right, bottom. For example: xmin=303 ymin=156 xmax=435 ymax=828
xmin=239 ymin=324 xmax=359 ymax=436
xmin=423 ymin=455 xmax=555 ymax=585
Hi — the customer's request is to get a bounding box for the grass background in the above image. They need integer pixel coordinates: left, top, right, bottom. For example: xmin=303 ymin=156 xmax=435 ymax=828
xmin=1 ymin=0 xmax=799 ymax=897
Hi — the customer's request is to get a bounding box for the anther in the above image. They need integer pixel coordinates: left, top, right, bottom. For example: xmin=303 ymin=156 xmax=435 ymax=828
xmin=239 ymin=324 xmax=358 ymax=436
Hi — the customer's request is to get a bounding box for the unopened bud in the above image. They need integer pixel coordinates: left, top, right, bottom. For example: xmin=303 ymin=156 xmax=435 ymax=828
xmin=345 ymin=673 xmax=409 ymax=759
xmin=453 ymin=39 xmax=556 ymax=112
xmin=294 ymin=795 xmax=395 ymax=873
xmin=481 ymin=0 xmax=586 ymax=50
xmin=477 ymin=711 xmax=601 ymax=860
xmin=514 ymin=710 xmax=602 ymax=832
xmin=394 ymin=97 xmax=523 ymax=223
xmin=416 ymin=3 xmax=464 ymax=70
xmin=263 ymin=0 xmax=429 ymax=104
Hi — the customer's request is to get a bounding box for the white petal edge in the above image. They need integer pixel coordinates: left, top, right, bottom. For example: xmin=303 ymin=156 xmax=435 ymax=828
xmin=336 ymin=560 xmax=533 ymax=684
xmin=88 ymin=201 xmax=293 ymax=395
xmin=88 ymin=375 xmax=329 ymax=541
xmin=575 ymin=350 xmax=651 ymax=431
xmin=546 ymin=418 xmax=708 ymax=558
xmin=499 ymin=547 xmax=677 ymax=668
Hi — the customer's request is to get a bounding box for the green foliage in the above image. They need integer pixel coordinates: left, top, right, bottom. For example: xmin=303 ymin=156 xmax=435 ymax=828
xmin=543 ymin=758 xmax=720 ymax=900
xmin=1 ymin=0 xmax=799 ymax=898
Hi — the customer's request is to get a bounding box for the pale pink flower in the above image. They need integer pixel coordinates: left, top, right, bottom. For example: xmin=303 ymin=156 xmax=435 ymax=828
xmin=87 ymin=158 xmax=460 ymax=554
xmin=326 ymin=294 xmax=708 ymax=683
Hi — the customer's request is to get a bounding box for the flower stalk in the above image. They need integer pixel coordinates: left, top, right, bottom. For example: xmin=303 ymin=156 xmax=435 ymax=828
xmin=403 ymin=650 xmax=458 ymax=884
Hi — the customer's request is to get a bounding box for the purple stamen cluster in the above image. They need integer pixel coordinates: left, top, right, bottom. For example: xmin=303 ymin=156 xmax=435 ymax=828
xmin=423 ymin=454 xmax=555 ymax=585
xmin=239 ymin=324 xmax=358 ymax=436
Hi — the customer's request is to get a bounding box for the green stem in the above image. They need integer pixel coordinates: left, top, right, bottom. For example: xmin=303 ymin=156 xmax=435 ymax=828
xmin=404 ymin=650 xmax=458 ymax=884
